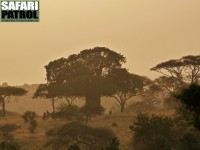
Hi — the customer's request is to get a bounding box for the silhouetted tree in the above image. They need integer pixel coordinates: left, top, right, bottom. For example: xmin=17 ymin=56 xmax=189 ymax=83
xmin=151 ymin=55 xmax=200 ymax=85
xmin=175 ymin=84 xmax=200 ymax=130
xmin=33 ymin=84 xmax=61 ymax=113
xmin=130 ymin=114 xmax=174 ymax=150
xmin=154 ymin=76 xmax=180 ymax=94
xmin=0 ymin=87 xmax=27 ymax=116
xmin=45 ymin=47 xmax=125 ymax=117
xmin=109 ymin=68 xmax=152 ymax=112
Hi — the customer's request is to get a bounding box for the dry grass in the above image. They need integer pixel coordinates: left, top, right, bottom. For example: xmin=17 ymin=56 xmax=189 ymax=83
xmin=0 ymin=109 xmax=174 ymax=150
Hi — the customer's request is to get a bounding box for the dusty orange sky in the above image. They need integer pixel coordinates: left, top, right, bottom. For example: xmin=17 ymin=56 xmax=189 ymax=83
xmin=0 ymin=0 xmax=200 ymax=85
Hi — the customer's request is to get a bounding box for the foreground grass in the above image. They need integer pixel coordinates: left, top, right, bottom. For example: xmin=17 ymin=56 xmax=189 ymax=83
xmin=0 ymin=110 xmax=174 ymax=150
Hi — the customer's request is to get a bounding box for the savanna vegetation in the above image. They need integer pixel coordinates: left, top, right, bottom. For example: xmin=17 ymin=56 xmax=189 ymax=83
xmin=0 ymin=47 xmax=200 ymax=150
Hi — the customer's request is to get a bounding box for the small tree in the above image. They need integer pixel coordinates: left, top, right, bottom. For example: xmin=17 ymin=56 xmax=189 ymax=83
xmin=130 ymin=114 xmax=174 ymax=150
xmin=33 ymin=84 xmax=59 ymax=113
xmin=0 ymin=86 xmax=27 ymax=117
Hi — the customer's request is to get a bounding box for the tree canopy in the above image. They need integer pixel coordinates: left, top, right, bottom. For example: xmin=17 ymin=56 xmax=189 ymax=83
xmin=0 ymin=86 xmax=27 ymax=116
xmin=45 ymin=47 xmax=126 ymax=116
xmin=108 ymin=68 xmax=152 ymax=112
xmin=151 ymin=55 xmax=200 ymax=85
xmin=175 ymin=84 xmax=200 ymax=130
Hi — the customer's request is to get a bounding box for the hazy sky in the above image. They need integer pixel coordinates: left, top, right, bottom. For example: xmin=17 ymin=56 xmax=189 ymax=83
xmin=0 ymin=0 xmax=200 ymax=85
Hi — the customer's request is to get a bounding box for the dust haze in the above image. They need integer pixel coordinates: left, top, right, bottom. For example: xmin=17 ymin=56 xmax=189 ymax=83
xmin=0 ymin=1 xmax=200 ymax=150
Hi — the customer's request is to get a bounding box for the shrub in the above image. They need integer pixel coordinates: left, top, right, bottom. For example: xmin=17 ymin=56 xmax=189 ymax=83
xmin=175 ymin=84 xmax=200 ymax=130
xmin=42 ymin=112 xmax=47 ymax=120
xmin=28 ymin=119 xmax=38 ymax=133
xmin=0 ymin=124 xmax=20 ymax=150
xmin=46 ymin=121 xmax=114 ymax=150
xmin=126 ymin=100 xmax=157 ymax=113
xmin=0 ymin=141 xmax=20 ymax=150
xmin=22 ymin=111 xmax=36 ymax=123
xmin=177 ymin=133 xmax=200 ymax=150
xmin=130 ymin=113 xmax=174 ymax=150
xmin=104 ymin=137 xmax=120 ymax=150
xmin=163 ymin=95 xmax=179 ymax=110
xmin=111 ymin=123 xmax=118 ymax=127
xmin=68 ymin=144 xmax=80 ymax=150
xmin=0 ymin=124 xmax=19 ymax=142
xmin=52 ymin=104 xmax=81 ymax=120
xmin=80 ymin=104 xmax=105 ymax=123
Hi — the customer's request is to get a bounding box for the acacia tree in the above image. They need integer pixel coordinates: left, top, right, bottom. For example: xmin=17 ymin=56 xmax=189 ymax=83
xmin=58 ymin=83 xmax=77 ymax=106
xmin=108 ymin=68 xmax=152 ymax=112
xmin=153 ymin=76 xmax=180 ymax=94
xmin=34 ymin=83 xmax=78 ymax=113
xmin=151 ymin=55 xmax=200 ymax=86
xmin=45 ymin=47 xmax=125 ymax=117
xmin=33 ymin=84 xmax=58 ymax=113
xmin=0 ymin=87 xmax=27 ymax=117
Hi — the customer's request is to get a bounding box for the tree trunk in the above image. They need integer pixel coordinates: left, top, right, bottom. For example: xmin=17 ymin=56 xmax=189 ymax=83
xmin=83 ymin=94 xmax=102 ymax=122
xmin=65 ymin=97 xmax=73 ymax=106
xmin=120 ymin=102 xmax=125 ymax=113
xmin=51 ymin=99 xmax=55 ymax=113
xmin=2 ymin=99 xmax=6 ymax=117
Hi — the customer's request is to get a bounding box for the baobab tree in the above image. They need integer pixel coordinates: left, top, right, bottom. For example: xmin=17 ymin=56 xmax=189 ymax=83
xmin=45 ymin=47 xmax=125 ymax=117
